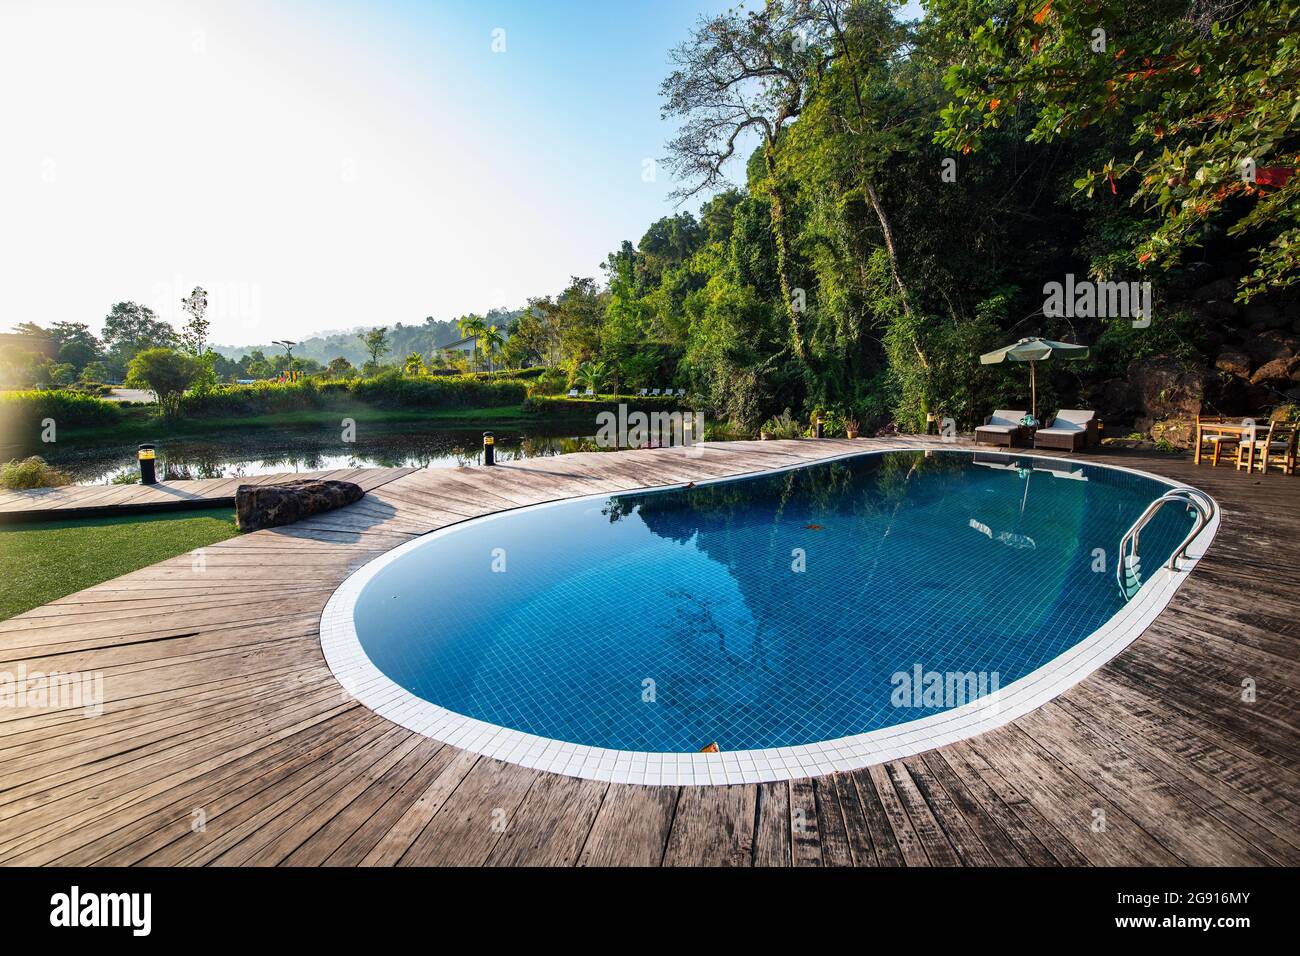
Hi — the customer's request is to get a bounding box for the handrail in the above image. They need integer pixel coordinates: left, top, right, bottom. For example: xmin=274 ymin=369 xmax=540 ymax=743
xmin=1116 ymin=487 xmax=1216 ymax=600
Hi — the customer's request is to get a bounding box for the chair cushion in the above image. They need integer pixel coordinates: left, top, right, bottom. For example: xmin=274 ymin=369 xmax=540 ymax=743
xmin=986 ymin=410 xmax=1027 ymax=428
xmin=976 ymin=424 xmax=1017 ymax=433
xmin=1035 ymin=426 xmax=1077 ymax=436
xmin=1046 ymin=410 xmax=1095 ymax=432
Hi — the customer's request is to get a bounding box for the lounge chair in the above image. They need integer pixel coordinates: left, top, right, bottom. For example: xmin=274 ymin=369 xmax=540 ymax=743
xmin=567 ymin=388 xmax=579 ymax=398
xmin=584 ymin=387 xmax=594 ymax=396
xmin=637 ymin=388 xmax=648 ymax=396
xmin=1033 ymin=409 xmax=1099 ymax=451
xmin=974 ymin=409 xmax=1028 ymax=448
xmin=650 ymin=388 xmax=661 ymax=396
xmin=1236 ymin=418 xmax=1297 ymax=475
xmin=676 ymin=388 xmax=686 ymax=397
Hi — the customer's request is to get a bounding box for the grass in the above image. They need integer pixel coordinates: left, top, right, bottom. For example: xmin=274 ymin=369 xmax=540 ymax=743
xmin=0 ymin=507 xmax=240 ymax=621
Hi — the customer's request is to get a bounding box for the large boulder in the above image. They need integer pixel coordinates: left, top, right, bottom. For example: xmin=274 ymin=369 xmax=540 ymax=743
xmin=236 ymin=479 xmax=365 ymax=531
xmin=1242 ymin=330 xmax=1298 ymax=366
xmin=1128 ymin=354 xmax=1209 ymax=422
xmin=1192 ymin=278 xmax=1236 ymax=302
xmin=1087 ymin=377 xmax=1138 ymax=422
xmin=1214 ymin=349 xmax=1252 ymax=379
xmin=1250 ymin=356 xmax=1300 ymax=387
xmin=1244 ymin=301 xmax=1290 ymax=332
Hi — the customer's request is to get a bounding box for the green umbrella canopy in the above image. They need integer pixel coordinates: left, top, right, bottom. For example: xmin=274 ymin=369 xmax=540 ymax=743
xmin=979 ymin=336 xmax=1090 ymax=420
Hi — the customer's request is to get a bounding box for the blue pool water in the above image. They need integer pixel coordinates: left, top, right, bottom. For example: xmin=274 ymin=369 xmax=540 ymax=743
xmin=351 ymin=450 xmax=1194 ymax=752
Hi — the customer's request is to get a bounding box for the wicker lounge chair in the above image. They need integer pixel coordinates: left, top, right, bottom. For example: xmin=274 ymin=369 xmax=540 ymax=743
xmin=1033 ymin=409 xmax=1098 ymax=451
xmin=974 ymin=409 xmax=1028 ymax=447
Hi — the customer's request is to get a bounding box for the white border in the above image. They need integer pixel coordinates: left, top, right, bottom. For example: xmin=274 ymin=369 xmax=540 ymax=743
xmin=320 ymin=444 xmax=1219 ymax=786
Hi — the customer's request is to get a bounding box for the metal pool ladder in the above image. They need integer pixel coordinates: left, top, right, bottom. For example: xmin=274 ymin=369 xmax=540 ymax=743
xmin=1117 ymin=487 xmax=1216 ymax=600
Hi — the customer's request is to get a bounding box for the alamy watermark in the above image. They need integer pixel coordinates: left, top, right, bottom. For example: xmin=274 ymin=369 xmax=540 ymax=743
xmin=1043 ymin=274 xmax=1151 ymax=328
xmin=891 ymin=663 xmax=1001 ymax=712
xmin=595 ymin=403 xmax=705 ymax=454
xmin=0 ymin=665 xmax=104 ymax=717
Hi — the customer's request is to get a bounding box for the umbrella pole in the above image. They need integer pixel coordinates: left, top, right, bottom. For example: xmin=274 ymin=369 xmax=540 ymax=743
xmin=1030 ymin=360 xmax=1037 ymax=421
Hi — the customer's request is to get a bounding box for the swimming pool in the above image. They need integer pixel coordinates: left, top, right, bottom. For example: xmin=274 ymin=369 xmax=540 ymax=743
xmin=322 ymin=448 xmax=1216 ymax=784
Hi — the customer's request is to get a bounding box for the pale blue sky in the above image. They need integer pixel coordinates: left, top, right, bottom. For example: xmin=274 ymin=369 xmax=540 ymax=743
xmin=0 ymin=0 xmax=923 ymax=345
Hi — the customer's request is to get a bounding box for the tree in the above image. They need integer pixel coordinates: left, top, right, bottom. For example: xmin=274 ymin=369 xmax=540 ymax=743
xmin=102 ymin=302 xmax=177 ymax=377
xmin=179 ymin=286 xmax=210 ymax=356
xmin=358 ymin=328 xmax=391 ymax=371
xmin=481 ymin=325 xmax=505 ymax=372
xmin=126 ymin=348 xmax=200 ymax=419
xmin=48 ymin=321 xmax=101 ymax=372
xmin=79 ymin=360 xmax=111 ymax=384
xmin=403 ymin=352 xmax=427 ymax=376
xmin=327 ymin=356 xmax=357 ymax=379
xmin=661 ymin=1 xmax=829 ymax=362
xmin=573 ymin=359 xmax=610 ymax=394
xmin=936 ymin=0 xmax=1300 ymax=300
xmin=456 ymin=314 xmax=488 ymax=370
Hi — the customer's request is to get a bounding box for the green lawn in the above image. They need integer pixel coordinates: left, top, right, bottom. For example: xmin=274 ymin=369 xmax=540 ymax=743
xmin=0 ymin=508 xmax=240 ymax=621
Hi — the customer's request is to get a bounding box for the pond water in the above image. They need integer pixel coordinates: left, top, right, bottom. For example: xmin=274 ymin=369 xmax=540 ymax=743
xmin=4 ymin=426 xmax=601 ymax=484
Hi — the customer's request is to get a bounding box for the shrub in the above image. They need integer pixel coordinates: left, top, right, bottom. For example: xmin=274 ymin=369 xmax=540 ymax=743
xmin=520 ymin=395 xmax=688 ymax=417
xmin=178 ymin=374 xmax=528 ymax=418
xmin=0 ymin=456 xmax=74 ymax=490
xmin=760 ymin=408 xmax=802 ymax=439
xmin=127 ymin=348 xmax=201 ymax=419
xmin=0 ymin=390 xmax=120 ymax=440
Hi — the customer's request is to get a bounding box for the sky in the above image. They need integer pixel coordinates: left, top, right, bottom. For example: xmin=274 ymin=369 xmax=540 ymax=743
xmin=0 ymin=0 xmax=923 ymax=347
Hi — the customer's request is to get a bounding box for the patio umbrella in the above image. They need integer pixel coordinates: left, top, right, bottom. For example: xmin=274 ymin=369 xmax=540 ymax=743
xmin=979 ymin=336 xmax=1090 ymax=421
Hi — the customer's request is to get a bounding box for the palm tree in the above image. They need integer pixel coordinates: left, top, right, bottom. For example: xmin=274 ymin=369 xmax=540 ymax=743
xmin=482 ymin=325 xmax=505 ymax=372
xmin=457 ymin=315 xmax=488 ymax=372
xmin=574 ymin=359 xmax=608 ymax=395
xmin=403 ymin=352 xmax=427 ymax=376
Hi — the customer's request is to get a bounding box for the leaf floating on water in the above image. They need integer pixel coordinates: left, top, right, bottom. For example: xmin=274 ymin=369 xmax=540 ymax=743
xmin=805 ymin=523 xmax=824 ymax=531
xmin=699 ymin=741 xmax=720 ymax=753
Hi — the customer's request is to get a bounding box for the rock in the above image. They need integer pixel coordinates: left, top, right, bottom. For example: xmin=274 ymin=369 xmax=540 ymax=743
xmin=1244 ymin=301 xmax=1289 ymax=331
xmin=1128 ymin=355 xmax=1210 ymax=432
xmin=1192 ymin=278 xmax=1236 ymax=302
xmin=1171 ymin=261 xmax=1217 ymax=292
xmin=1242 ymin=331 xmax=1298 ymax=365
xmin=235 ymin=479 xmax=364 ymax=531
xmin=1249 ymin=358 xmax=1294 ymax=386
xmin=1204 ymin=299 xmax=1240 ymax=321
xmin=1215 ymin=350 xmax=1251 ymax=378
xmin=1150 ymin=417 xmax=1194 ymax=449
xmin=1091 ymin=377 xmax=1137 ymax=422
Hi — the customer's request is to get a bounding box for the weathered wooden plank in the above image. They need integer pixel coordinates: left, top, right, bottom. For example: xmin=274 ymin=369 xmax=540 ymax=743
xmin=752 ymin=781 xmax=791 ymax=867
xmin=662 ymin=785 xmax=756 ymax=867
xmin=577 ymin=785 xmax=678 ymax=867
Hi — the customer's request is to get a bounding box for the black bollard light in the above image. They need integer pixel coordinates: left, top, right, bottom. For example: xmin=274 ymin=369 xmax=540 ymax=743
xmin=138 ymin=442 xmax=157 ymax=485
xmin=482 ymin=431 xmax=495 ymax=466
xmin=814 ymin=415 xmax=824 ymax=439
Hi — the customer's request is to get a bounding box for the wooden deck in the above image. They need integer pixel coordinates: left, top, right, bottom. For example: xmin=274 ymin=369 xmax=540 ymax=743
xmin=1 ymin=436 xmax=1296 ymax=866
xmin=0 ymin=467 xmax=417 ymax=521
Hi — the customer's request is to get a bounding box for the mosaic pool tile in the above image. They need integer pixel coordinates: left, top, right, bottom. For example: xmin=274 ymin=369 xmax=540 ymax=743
xmin=350 ymin=450 xmax=1194 ymax=753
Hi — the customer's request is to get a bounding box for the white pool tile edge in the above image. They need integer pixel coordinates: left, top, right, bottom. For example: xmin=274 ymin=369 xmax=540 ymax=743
xmin=319 ymin=443 xmax=1219 ymax=787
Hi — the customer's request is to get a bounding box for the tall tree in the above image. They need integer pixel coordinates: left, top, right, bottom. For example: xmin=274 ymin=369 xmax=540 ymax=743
xmin=662 ymin=1 xmax=830 ymax=362
xmin=102 ymin=302 xmax=177 ymax=377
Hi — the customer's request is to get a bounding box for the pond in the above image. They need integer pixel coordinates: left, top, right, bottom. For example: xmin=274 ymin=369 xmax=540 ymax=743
xmin=4 ymin=426 xmax=601 ymax=484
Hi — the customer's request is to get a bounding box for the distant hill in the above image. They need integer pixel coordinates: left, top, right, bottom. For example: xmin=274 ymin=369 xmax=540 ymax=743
xmin=213 ymin=308 xmax=522 ymax=365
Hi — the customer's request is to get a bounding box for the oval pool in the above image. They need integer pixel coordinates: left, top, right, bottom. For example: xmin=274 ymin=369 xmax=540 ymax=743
xmin=321 ymin=449 xmax=1215 ymax=784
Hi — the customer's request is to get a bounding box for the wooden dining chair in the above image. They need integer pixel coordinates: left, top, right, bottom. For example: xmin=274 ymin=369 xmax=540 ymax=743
xmin=1196 ymin=414 xmax=1235 ymax=466
xmin=1236 ymin=419 xmax=1298 ymax=475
